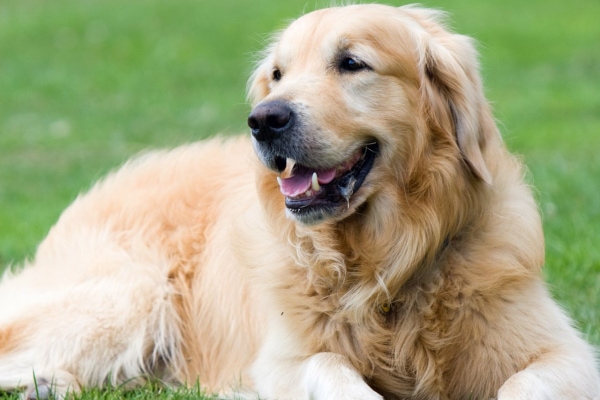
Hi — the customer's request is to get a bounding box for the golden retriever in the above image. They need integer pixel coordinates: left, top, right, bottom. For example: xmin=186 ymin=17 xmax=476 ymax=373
xmin=1 ymin=4 xmax=599 ymax=400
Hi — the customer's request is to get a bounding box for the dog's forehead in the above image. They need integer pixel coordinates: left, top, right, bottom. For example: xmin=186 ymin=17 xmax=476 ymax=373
xmin=275 ymin=6 xmax=402 ymax=63
xmin=272 ymin=5 xmax=419 ymax=74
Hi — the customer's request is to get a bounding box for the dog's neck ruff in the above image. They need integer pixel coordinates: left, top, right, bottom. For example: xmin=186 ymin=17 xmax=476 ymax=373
xmin=376 ymin=235 xmax=452 ymax=316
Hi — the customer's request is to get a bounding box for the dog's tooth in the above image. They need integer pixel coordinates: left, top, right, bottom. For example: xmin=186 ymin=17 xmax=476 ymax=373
xmin=311 ymin=172 xmax=320 ymax=191
xmin=281 ymin=158 xmax=296 ymax=179
xmin=276 ymin=176 xmax=282 ymax=187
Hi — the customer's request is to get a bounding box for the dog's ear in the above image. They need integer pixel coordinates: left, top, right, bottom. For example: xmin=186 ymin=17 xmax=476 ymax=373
xmin=247 ymin=37 xmax=280 ymax=107
xmin=247 ymin=59 xmax=271 ymax=107
xmin=417 ymin=16 xmax=493 ymax=184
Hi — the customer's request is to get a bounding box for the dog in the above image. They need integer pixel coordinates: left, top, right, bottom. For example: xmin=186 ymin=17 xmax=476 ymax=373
xmin=1 ymin=4 xmax=599 ymax=400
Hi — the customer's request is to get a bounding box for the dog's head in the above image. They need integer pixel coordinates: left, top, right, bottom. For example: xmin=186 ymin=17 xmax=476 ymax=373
xmin=248 ymin=4 xmax=495 ymax=225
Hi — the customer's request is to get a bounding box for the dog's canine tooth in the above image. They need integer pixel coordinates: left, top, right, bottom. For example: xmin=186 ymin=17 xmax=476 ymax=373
xmin=281 ymin=158 xmax=296 ymax=179
xmin=276 ymin=176 xmax=282 ymax=187
xmin=311 ymin=172 xmax=320 ymax=191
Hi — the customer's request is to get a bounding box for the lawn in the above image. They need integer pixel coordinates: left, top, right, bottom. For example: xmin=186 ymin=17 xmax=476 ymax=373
xmin=0 ymin=0 xmax=599 ymax=398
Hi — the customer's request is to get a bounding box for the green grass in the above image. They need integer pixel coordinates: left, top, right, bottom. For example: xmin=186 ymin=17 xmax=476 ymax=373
xmin=1 ymin=0 xmax=599 ymax=397
xmin=0 ymin=380 xmax=218 ymax=400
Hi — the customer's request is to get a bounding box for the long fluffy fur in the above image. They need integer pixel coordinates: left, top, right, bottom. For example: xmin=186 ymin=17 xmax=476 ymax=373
xmin=1 ymin=4 xmax=599 ymax=400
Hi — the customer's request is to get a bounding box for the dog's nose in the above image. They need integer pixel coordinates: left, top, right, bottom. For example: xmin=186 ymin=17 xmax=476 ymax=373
xmin=248 ymin=101 xmax=294 ymax=142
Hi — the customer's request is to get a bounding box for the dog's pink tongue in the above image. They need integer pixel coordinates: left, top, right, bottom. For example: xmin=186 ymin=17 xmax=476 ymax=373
xmin=280 ymin=172 xmax=311 ymax=197
xmin=279 ymin=167 xmax=337 ymax=197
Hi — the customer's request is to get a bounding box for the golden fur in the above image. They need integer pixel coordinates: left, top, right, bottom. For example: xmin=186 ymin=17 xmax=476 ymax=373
xmin=0 ymin=4 xmax=598 ymax=400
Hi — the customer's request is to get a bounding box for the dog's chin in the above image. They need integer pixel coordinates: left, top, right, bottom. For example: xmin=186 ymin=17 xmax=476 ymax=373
xmin=284 ymin=192 xmax=370 ymax=225
xmin=258 ymin=142 xmax=379 ymax=225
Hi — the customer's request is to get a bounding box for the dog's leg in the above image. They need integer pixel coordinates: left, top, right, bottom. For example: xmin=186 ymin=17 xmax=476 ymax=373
xmin=0 ymin=285 xmax=181 ymax=398
xmin=0 ymin=254 xmax=183 ymax=398
xmin=302 ymin=352 xmax=384 ymax=400
xmin=497 ymin=344 xmax=600 ymax=400
xmin=0 ymin=361 xmax=80 ymax=399
xmin=251 ymin=350 xmax=383 ymax=400
xmin=246 ymin=306 xmax=383 ymax=400
xmin=495 ymin=292 xmax=600 ymax=400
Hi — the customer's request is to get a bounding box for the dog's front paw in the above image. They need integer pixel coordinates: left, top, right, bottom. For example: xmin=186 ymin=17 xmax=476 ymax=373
xmin=23 ymin=378 xmax=51 ymax=400
xmin=304 ymin=353 xmax=383 ymax=400
xmin=498 ymin=369 xmax=555 ymax=400
xmin=497 ymin=368 xmax=599 ymax=400
xmin=19 ymin=372 xmax=80 ymax=400
xmin=316 ymin=382 xmax=383 ymax=400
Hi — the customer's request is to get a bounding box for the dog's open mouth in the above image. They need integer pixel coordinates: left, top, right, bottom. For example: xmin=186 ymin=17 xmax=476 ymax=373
xmin=275 ymin=142 xmax=379 ymax=217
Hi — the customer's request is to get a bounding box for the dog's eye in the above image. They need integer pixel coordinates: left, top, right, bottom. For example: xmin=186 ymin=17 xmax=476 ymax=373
xmin=339 ymin=56 xmax=368 ymax=73
xmin=272 ymin=68 xmax=282 ymax=81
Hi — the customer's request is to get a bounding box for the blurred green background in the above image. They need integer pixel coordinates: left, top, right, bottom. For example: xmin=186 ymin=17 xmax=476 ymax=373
xmin=0 ymin=0 xmax=598 ymax=357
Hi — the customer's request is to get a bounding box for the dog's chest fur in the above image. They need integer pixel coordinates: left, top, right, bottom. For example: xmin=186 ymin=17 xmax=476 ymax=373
xmin=276 ymin=253 xmax=505 ymax=400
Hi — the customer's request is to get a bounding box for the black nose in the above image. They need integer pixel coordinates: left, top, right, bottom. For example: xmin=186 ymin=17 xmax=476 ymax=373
xmin=247 ymin=100 xmax=294 ymax=142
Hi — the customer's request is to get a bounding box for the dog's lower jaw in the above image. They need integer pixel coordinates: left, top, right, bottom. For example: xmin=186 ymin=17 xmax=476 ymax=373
xmin=285 ymin=189 xmax=370 ymax=225
xmin=286 ymin=204 xmax=337 ymax=225
xmin=287 ymin=207 xmax=321 ymax=225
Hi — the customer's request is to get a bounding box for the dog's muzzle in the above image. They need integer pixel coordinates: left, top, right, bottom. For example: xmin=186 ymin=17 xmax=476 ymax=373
xmin=248 ymin=100 xmax=378 ymax=224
